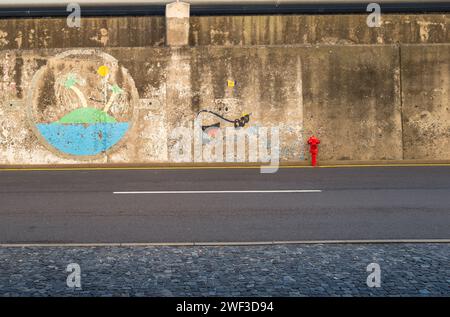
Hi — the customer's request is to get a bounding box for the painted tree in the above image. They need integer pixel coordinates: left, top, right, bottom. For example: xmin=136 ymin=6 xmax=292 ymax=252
xmin=60 ymin=72 xmax=123 ymax=115
xmin=104 ymin=84 xmax=123 ymax=113
xmin=64 ymin=74 xmax=88 ymax=108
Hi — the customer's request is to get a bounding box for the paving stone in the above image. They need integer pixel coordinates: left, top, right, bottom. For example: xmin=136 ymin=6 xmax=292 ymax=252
xmin=0 ymin=244 xmax=448 ymax=296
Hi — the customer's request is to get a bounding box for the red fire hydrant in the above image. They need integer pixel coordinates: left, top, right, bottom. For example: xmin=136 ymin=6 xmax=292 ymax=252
xmin=307 ymin=136 xmax=320 ymax=167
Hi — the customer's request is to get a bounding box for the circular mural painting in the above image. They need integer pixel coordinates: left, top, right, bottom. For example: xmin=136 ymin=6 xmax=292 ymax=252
xmin=27 ymin=50 xmax=138 ymax=158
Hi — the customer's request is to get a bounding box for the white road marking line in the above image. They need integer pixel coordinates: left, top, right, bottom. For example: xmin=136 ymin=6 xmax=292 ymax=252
xmin=113 ymin=189 xmax=322 ymax=195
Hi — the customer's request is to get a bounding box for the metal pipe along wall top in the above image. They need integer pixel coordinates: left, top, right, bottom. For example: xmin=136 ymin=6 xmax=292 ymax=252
xmin=0 ymin=0 xmax=449 ymax=8
xmin=0 ymin=0 xmax=448 ymax=16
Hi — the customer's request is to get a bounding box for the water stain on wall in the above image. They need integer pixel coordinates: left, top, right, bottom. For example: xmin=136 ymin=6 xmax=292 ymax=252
xmin=37 ymin=67 xmax=57 ymax=115
xmin=13 ymin=55 xmax=23 ymax=99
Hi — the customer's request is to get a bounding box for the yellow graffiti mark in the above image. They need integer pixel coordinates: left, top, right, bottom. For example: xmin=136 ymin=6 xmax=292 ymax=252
xmin=97 ymin=65 xmax=110 ymax=77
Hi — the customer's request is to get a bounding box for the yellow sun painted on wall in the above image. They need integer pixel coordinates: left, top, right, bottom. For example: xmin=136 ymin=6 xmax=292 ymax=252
xmin=97 ymin=65 xmax=110 ymax=77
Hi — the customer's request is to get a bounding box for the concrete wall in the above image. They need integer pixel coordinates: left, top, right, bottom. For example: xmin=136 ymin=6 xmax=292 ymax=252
xmin=0 ymin=16 xmax=166 ymax=50
xmin=0 ymin=14 xmax=448 ymax=165
xmin=0 ymin=14 xmax=447 ymax=50
xmin=190 ymin=15 xmax=449 ymax=46
xmin=301 ymin=45 xmax=403 ymax=161
xmin=402 ymin=45 xmax=450 ymax=160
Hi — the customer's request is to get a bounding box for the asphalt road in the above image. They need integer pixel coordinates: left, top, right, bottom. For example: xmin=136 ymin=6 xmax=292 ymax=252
xmin=0 ymin=166 xmax=449 ymax=244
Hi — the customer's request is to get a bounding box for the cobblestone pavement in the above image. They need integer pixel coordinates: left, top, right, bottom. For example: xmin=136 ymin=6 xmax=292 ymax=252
xmin=0 ymin=244 xmax=448 ymax=297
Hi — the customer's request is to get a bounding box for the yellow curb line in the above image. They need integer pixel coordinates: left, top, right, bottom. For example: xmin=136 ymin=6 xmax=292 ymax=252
xmin=293 ymin=164 xmax=450 ymax=168
xmin=1 ymin=164 xmax=450 ymax=172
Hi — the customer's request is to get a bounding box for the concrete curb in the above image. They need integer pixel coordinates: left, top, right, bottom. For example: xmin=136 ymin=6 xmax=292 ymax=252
xmin=1 ymin=239 xmax=450 ymax=248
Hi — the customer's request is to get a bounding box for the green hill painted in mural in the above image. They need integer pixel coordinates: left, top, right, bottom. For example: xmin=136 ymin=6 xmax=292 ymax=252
xmin=58 ymin=107 xmax=117 ymax=124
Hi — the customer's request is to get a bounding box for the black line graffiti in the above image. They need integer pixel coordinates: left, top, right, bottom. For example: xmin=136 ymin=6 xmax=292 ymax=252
xmin=196 ymin=110 xmax=251 ymax=130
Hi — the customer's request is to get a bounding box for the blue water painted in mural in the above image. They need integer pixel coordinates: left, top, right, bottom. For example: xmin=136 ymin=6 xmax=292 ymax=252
xmin=37 ymin=123 xmax=130 ymax=156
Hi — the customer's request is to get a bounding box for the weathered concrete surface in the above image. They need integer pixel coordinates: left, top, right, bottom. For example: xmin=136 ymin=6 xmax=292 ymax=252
xmin=402 ymin=45 xmax=450 ymax=160
xmin=0 ymin=47 xmax=305 ymax=164
xmin=302 ymin=45 xmax=403 ymax=161
xmin=190 ymin=14 xmax=449 ymax=46
xmin=188 ymin=47 xmax=304 ymax=161
xmin=0 ymin=14 xmax=447 ymax=51
xmin=166 ymin=1 xmax=190 ymax=47
xmin=0 ymin=45 xmax=408 ymax=164
xmin=0 ymin=14 xmax=449 ymax=165
xmin=0 ymin=16 xmax=166 ymax=50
